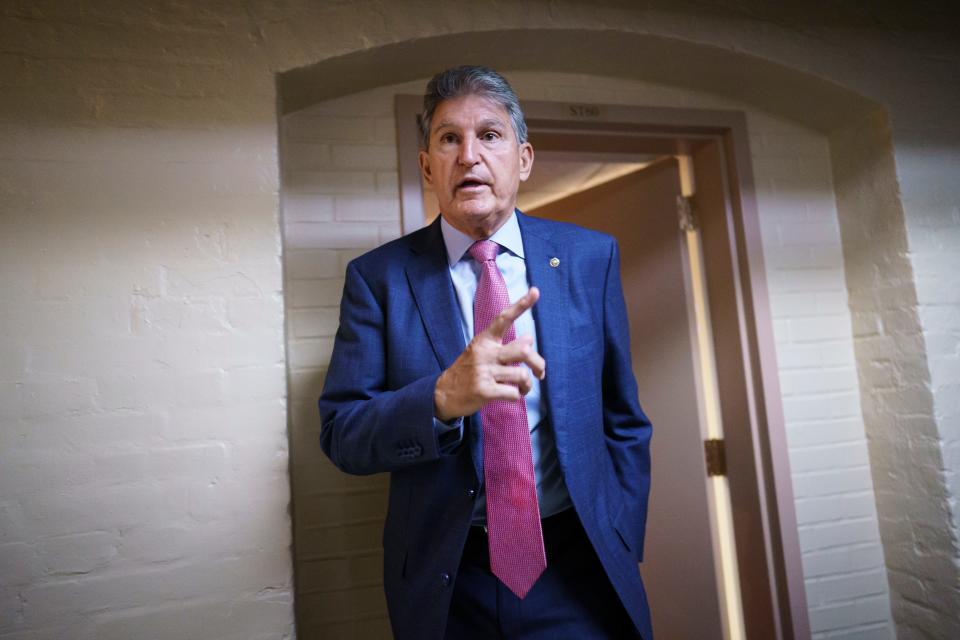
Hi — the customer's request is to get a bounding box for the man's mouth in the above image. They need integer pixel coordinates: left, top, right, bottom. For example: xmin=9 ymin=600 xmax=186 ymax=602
xmin=457 ymin=179 xmax=489 ymax=191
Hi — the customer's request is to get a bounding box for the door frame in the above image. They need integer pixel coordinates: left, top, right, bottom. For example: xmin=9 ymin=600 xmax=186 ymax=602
xmin=395 ymin=95 xmax=809 ymax=640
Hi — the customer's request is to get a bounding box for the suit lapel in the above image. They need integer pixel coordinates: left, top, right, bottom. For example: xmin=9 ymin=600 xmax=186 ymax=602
xmin=405 ymin=219 xmax=465 ymax=372
xmin=517 ymin=212 xmax=568 ymax=447
xmin=405 ymin=220 xmax=482 ymax=482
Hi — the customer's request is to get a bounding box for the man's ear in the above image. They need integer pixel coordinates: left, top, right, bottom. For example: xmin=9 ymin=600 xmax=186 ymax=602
xmin=518 ymin=142 xmax=534 ymax=182
xmin=418 ymin=149 xmax=433 ymax=185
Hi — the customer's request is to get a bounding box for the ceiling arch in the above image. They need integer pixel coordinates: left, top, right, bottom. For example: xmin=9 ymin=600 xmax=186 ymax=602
xmin=278 ymin=28 xmax=878 ymax=131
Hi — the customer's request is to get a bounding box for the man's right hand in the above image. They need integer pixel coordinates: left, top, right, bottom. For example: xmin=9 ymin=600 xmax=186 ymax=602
xmin=433 ymin=286 xmax=546 ymax=422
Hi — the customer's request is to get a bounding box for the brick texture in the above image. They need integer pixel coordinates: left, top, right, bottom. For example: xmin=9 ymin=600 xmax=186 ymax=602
xmin=831 ymin=110 xmax=960 ymax=639
xmin=0 ymin=3 xmax=294 ymax=638
xmin=3 ymin=2 xmax=959 ymax=639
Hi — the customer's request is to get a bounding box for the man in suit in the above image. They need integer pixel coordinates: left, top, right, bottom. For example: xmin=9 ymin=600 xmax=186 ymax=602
xmin=319 ymin=66 xmax=652 ymax=639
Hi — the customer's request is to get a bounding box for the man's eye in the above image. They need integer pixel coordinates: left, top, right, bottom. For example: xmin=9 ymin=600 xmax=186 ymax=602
xmin=440 ymin=133 xmax=457 ymax=144
xmin=481 ymin=131 xmax=500 ymax=141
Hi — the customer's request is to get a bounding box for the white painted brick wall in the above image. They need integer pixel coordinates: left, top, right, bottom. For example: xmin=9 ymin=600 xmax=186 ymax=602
xmin=898 ymin=131 xmax=960 ymax=545
xmin=0 ymin=5 xmax=294 ymax=639
xmin=4 ymin=2 xmax=958 ymax=638
xmin=281 ymin=71 xmax=892 ymax=637
xmin=747 ymin=123 xmax=896 ymax=638
xmin=829 ymin=103 xmax=960 ymax=639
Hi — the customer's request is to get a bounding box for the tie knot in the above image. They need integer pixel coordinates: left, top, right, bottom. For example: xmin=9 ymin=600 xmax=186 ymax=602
xmin=468 ymin=240 xmax=500 ymax=263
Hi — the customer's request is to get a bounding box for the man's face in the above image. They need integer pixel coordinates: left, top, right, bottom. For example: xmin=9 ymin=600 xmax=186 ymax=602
xmin=419 ymin=93 xmax=534 ymax=239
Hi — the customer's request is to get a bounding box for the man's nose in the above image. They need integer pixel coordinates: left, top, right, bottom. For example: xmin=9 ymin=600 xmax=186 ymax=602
xmin=458 ymin=136 xmax=479 ymax=165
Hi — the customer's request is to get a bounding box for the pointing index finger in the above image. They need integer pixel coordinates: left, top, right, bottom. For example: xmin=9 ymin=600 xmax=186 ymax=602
xmin=486 ymin=286 xmax=539 ymax=340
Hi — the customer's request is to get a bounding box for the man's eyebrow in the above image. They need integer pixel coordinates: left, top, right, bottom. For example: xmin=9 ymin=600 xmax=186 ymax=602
xmin=478 ymin=118 xmax=506 ymax=130
xmin=433 ymin=118 xmax=507 ymax=133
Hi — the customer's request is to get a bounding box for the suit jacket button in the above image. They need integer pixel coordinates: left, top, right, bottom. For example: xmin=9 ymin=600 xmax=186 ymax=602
xmin=441 ymin=572 xmax=451 ymax=587
xmin=466 ymin=488 xmax=476 ymax=498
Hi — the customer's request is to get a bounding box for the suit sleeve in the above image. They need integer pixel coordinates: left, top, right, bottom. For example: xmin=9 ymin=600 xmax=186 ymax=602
xmin=601 ymin=239 xmax=653 ymax=560
xmin=318 ymin=261 xmax=463 ymax=475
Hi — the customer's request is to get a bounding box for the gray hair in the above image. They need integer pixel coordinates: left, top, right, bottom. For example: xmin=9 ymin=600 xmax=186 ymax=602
xmin=419 ymin=65 xmax=528 ymax=149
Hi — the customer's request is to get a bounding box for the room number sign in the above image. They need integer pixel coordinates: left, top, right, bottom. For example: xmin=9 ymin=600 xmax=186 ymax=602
xmin=566 ymin=104 xmax=603 ymax=119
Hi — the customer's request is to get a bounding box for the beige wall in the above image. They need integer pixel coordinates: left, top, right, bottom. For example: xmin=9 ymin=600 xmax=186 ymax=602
xmin=0 ymin=10 xmax=296 ymax=639
xmin=1 ymin=2 xmax=958 ymax=639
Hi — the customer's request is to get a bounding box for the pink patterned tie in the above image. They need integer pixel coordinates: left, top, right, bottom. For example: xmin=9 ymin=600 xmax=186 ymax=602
xmin=468 ymin=239 xmax=546 ymax=599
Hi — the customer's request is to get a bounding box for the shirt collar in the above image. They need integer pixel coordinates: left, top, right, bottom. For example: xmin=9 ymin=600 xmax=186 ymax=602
xmin=439 ymin=210 xmax=525 ymax=266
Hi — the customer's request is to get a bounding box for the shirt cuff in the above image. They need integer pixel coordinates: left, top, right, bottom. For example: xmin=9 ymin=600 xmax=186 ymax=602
xmin=434 ymin=416 xmax=465 ymax=455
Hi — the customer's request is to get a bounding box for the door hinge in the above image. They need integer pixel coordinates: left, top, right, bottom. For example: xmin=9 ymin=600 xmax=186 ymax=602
xmin=677 ymin=195 xmax=696 ymax=231
xmin=704 ymin=438 xmax=727 ymax=477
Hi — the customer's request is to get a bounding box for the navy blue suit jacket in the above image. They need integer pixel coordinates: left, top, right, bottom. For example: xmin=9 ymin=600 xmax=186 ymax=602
xmin=319 ymin=211 xmax=652 ymax=639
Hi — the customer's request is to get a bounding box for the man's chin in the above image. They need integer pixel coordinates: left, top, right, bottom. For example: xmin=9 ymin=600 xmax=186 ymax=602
xmin=461 ymin=206 xmax=512 ymax=222
xmin=443 ymin=206 xmax=513 ymax=238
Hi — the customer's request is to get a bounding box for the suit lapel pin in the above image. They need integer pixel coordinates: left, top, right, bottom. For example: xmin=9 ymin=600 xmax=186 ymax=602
xmin=549 ymin=257 xmax=560 ymax=268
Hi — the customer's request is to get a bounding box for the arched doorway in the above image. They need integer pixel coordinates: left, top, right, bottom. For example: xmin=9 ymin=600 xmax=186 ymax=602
xmin=277 ymin=31 xmax=894 ymax=639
